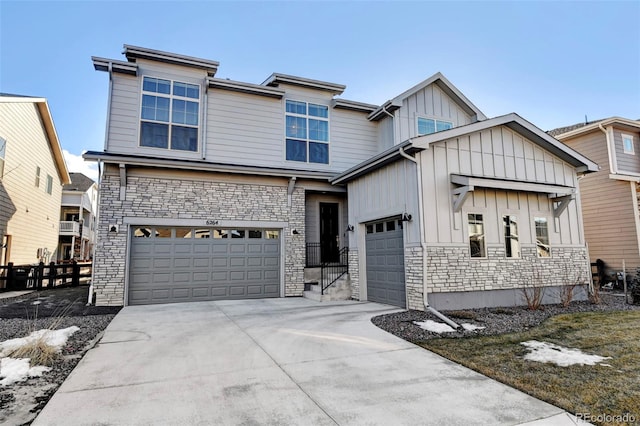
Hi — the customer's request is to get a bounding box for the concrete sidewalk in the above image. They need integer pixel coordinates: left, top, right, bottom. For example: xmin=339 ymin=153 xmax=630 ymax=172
xmin=34 ymin=299 xmax=579 ymax=425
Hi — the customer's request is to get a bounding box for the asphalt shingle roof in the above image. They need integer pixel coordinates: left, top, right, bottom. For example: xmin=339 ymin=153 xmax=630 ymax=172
xmin=64 ymin=173 xmax=95 ymax=192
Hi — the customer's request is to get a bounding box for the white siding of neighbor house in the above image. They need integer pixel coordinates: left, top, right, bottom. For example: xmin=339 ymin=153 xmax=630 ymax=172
xmin=0 ymin=102 xmax=63 ymax=264
xmin=347 ymin=159 xmax=421 ymax=246
xmin=613 ymin=128 xmax=640 ymax=174
xmin=421 ymin=125 xmax=583 ymax=247
xmin=396 ymin=83 xmax=473 ymax=143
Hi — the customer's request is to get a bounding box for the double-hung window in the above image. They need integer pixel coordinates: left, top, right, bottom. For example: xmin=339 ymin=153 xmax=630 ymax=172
xmin=503 ymin=215 xmax=520 ymax=258
xmin=534 ymin=217 xmax=550 ymax=257
xmin=417 ymin=117 xmax=453 ymax=135
xmin=140 ymin=77 xmax=200 ymax=152
xmin=285 ymin=100 xmax=329 ymax=164
xmin=468 ymin=213 xmax=486 ymax=258
xmin=622 ymin=134 xmax=635 ymax=155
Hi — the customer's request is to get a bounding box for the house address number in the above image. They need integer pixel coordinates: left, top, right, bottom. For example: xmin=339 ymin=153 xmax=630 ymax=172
xmin=205 ymin=220 xmax=219 ymax=226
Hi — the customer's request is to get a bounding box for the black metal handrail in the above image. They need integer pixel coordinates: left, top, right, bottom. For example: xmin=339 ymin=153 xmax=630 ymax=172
xmin=321 ymin=247 xmax=348 ymax=295
xmin=306 ymin=242 xmax=322 ymax=267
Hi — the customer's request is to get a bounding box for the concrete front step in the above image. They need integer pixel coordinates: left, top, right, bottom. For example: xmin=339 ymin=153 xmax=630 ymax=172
xmin=303 ymin=276 xmax=352 ymax=302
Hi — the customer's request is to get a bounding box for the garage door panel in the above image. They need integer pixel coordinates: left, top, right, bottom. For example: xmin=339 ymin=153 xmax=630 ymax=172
xmin=366 ymin=223 xmax=405 ymax=308
xmin=129 ymin=230 xmax=280 ymax=305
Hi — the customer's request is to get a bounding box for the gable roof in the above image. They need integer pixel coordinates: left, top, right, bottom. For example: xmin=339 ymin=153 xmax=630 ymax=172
xmin=368 ymin=72 xmax=487 ymax=122
xmin=64 ymin=173 xmax=95 ymax=192
xmin=551 ymin=117 xmax=640 ymax=140
xmin=332 ymin=113 xmax=598 ymax=185
xmin=0 ymin=94 xmax=71 ymax=185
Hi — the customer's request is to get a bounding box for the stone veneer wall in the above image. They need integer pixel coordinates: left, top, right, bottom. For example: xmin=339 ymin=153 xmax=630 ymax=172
xmin=404 ymin=246 xmax=424 ymax=310
xmin=426 ymin=245 xmax=590 ymax=294
xmin=93 ymin=170 xmax=305 ymax=306
xmin=348 ymin=249 xmax=359 ymax=300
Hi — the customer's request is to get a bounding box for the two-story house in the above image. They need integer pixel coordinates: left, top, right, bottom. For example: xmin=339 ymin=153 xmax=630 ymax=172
xmin=0 ymin=94 xmax=70 ymax=269
xmin=58 ymin=172 xmax=98 ymax=261
xmin=87 ymin=45 xmax=597 ymax=309
xmin=551 ymin=118 xmax=640 ymax=277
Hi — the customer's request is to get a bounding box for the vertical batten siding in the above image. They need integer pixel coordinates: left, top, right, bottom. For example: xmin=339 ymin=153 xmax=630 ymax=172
xmin=0 ymin=102 xmax=63 ymax=264
xmin=397 ymin=83 xmax=472 ymax=142
xmin=563 ymin=131 xmax=640 ymax=272
xmin=377 ymin=116 xmax=394 ymax=151
xmin=422 ymin=126 xmax=583 ymax=246
xmin=347 ymin=159 xmax=420 ymax=246
xmin=613 ymin=129 xmax=640 ymax=174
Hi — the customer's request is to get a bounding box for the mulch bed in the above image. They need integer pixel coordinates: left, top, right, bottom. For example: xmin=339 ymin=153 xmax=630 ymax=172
xmin=0 ymin=286 xmax=121 ymax=425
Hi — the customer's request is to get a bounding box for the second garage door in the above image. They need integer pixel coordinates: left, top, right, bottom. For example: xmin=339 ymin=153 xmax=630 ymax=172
xmin=365 ymin=219 xmax=406 ymax=308
xmin=128 ymin=227 xmax=280 ymax=305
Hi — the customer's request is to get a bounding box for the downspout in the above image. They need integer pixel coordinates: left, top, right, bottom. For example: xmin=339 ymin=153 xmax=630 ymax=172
xmin=398 ymin=146 xmax=459 ymax=329
xmin=201 ymin=78 xmax=208 ymax=160
xmin=103 ymin=63 xmax=113 ymax=152
xmin=87 ymin=160 xmax=102 ymax=306
xmin=598 ymin=123 xmax=616 ymax=174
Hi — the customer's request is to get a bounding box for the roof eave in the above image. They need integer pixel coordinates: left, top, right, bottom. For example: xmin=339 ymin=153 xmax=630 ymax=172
xmin=208 ymin=77 xmax=285 ymax=98
xmin=555 ymin=117 xmax=640 ymax=140
xmin=92 ymin=56 xmax=138 ymax=75
xmin=123 ymin=45 xmax=219 ymax=76
xmin=262 ymin=73 xmax=346 ymax=95
xmin=36 ymin=101 xmax=71 ymax=185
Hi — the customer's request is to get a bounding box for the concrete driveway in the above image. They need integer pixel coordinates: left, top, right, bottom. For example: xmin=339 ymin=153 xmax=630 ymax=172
xmin=34 ymin=299 xmax=577 ymax=425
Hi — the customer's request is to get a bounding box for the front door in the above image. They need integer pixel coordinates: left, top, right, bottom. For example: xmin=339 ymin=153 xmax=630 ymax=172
xmin=320 ymin=203 xmax=339 ymax=263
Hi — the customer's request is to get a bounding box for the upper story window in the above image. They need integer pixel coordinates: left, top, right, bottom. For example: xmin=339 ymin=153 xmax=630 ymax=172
xmin=468 ymin=213 xmax=486 ymax=258
xmin=622 ymin=133 xmax=635 ymax=154
xmin=534 ymin=217 xmax=550 ymax=257
xmin=417 ymin=117 xmax=453 ymax=136
xmin=0 ymin=137 xmax=5 ymax=178
xmin=35 ymin=166 xmax=41 ymax=187
xmin=140 ymin=77 xmax=200 ymax=152
xmin=46 ymin=174 xmax=53 ymax=195
xmin=285 ymin=100 xmax=329 ymax=164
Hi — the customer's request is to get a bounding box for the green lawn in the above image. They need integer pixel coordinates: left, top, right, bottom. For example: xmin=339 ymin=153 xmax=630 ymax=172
xmin=420 ymin=311 xmax=640 ymax=426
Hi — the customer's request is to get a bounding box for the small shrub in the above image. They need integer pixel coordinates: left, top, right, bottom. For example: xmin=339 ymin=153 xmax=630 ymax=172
xmin=522 ymin=285 xmax=545 ymax=310
xmin=446 ymin=310 xmax=477 ymax=320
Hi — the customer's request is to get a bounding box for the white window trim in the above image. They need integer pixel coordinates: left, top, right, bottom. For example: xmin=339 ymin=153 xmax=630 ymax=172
xmin=283 ymin=99 xmax=331 ymax=165
xmin=138 ymin=76 xmax=201 ymax=153
xmin=416 ymin=115 xmax=454 ymax=136
xmin=622 ymin=133 xmax=635 ymax=155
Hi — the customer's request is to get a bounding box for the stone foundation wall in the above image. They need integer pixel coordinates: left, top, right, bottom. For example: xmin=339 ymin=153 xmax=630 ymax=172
xmin=404 ymin=246 xmax=424 ymax=310
xmin=348 ymin=249 xmax=359 ymax=300
xmin=426 ymin=245 xmax=590 ymax=294
xmin=93 ymin=169 xmax=305 ymax=306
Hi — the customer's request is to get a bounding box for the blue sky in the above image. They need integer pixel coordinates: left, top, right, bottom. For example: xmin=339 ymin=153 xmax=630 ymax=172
xmin=1 ymin=1 xmax=639 ymax=179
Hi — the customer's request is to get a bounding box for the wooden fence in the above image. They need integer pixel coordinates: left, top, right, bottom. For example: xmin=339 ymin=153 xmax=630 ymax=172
xmin=0 ymin=261 xmax=92 ymax=291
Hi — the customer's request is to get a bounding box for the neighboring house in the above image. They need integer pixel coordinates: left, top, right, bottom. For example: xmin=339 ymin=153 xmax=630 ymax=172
xmin=58 ymin=172 xmax=98 ymax=261
xmin=0 ymin=94 xmax=71 ymax=269
xmin=551 ymin=118 xmax=640 ymax=277
xmin=87 ymin=45 xmax=597 ymax=309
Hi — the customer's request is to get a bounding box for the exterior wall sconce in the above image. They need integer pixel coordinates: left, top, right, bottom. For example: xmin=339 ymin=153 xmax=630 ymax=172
xmin=109 ymin=224 xmax=119 ymax=233
xmin=401 ymin=213 xmax=412 ymax=222
xmin=291 ymin=229 xmax=299 ymax=235
xmin=346 ymin=225 xmax=354 ymax=232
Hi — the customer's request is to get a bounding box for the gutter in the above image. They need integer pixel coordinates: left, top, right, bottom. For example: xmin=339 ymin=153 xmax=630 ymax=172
xmin=398 ymin=146 xmax=459 ymax=329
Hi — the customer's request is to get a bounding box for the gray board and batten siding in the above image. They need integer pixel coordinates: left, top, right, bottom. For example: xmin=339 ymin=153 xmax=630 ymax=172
xmin=106 ymin=65 xmax=379 ymax=174
xmin=128 ymin=227 xmax=280 ymax=305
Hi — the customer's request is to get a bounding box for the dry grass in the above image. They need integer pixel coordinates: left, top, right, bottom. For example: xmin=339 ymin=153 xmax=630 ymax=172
xmin=6 ymin=339 xmax=59 ymax=366
xmin=421 ymin=311 xmax=640 ymax=426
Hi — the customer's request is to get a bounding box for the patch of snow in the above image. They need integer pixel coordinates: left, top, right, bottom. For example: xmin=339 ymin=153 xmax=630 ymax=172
xmin=414 ymin=320 xmax=456 ymax=333
xmin=0 ymin=358 xmax=51 ymax=386
xmin=521 ymin=340 xmax=612 ymax=367
xmin=461 ymin=323 xmax=485 ymax=331
xmin=0 ymin=326 xmax=80 ymax=357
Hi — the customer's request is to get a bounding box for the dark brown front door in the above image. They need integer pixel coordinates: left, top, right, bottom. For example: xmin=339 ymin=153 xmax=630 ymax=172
xmin=320 ymin=203 xmax=339 ymax=263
